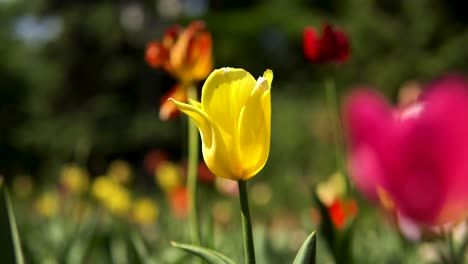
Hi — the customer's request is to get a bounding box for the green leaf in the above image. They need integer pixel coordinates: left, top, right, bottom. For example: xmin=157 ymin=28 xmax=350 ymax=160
xmin=312 ymin=192 xmax=335 ymax=250
xmin=0 ymin=184 xmax=25 ymax=264
xmin=170 ymin=241 xmax=236 ymax=264
xmin=293 ymin=231 xmax=316 ymax=264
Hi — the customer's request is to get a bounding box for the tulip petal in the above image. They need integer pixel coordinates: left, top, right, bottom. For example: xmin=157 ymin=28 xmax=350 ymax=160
xmin=238 ymin=77 xmax=271 ymax=180
xmin=188 ymin=98 xmax=202 ymax=109
xmin=303 ymin=27 xmax=319 ymax=62
xmin=402 ymin=76 xmax=468 ymax=223
xmin=170 ymin=22 xmax=204 ymax=71
xmin=145 ymin=41 xmax=168 ymax=68
xmin=201 ymin=68 xmax=257 ymax=145
xmin=159 ymin=85 xmax=186 ymax=121
xmin=170 ymin=98 xmax=239 ymax=181
xmin=169 ymin=99 xmax=213 ymax=148
xmin=190 ymin=32 xmax=213 ymax=80
xmin=343 ymin=89 xmax=395 ymax=200
xmin=263 ymin=69 xmax=273 ymax=87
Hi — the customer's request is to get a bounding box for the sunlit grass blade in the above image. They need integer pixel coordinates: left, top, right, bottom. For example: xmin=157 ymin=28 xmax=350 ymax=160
xmin=110 ymin=235 xmax=128 ymax=264
xmin=131 ymin=231 xmax=156 ymax=264
xmin=293 ymin=231 xmax=316 ymax=264
xmin=0 ymin=182 xmax=25 ymax=264
xmin=63 ymin=212 xmax=98 ymax=264
xmin=171 ymin=241 xmax=236 ymax=264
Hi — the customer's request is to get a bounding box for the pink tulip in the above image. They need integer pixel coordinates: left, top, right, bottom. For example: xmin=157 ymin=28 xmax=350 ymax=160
xmin=344 ymin=75 xmax=468 ymax=225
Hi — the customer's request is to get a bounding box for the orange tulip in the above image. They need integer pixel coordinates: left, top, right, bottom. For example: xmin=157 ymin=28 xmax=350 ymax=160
xmin=146 ymin=21 xmax=213 ymax=85
xmin=146 ymin=21 xmax=213 ymax=120
xmin=159 ymin=84 xmax=187 ymax=120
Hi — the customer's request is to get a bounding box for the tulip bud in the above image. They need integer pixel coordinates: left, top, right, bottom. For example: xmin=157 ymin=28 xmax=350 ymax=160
xmin=170 ymin=68 xmax=272 ymax=181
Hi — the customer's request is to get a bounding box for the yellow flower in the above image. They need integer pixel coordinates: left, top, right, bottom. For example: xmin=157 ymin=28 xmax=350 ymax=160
xmin=35 ymin=192 xmax=58 ymax=218
xmin=316 ymin=171 xmax=346 ymax=206
xmin=105 ymin=186 xmax=131 ymax=216
xmin=107 ymin=160 xmax=133 ymax=185
xmin=132 ymin=198 xmax=159 ymax=226
xmin=170 ymin=68 xmax=272 ymax=180
xmin=92 ymin=176 xmax=115 ymax=202
xmin=91 ymin=175 xmax=131 ymax=215
xmin=60 ymin=164 xmax=89 ymax=194
xmin=155 ymin=161 xmax=183 ymax=193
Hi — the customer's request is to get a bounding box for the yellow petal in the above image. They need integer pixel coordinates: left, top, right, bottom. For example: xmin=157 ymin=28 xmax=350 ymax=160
xmin=263 ymin=69 xmax=273 ymax=87
xmin=201 ymin=68 xmax=258 ymax=179
xmin=170 ymin=98 xmax=237 ymax=180
xmin=169 ymin=99 xmax=213 ymax=148
xmin=201 ymin=68 xmax=257 ymax=137
xmin=237 ymin=77 xmax=271 ymax=180
xmin=188 ymin=98 xmax=202 ymax=109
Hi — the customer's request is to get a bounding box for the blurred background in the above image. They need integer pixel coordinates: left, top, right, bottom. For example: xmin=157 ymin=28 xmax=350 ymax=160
xmin=1 ymin=0 xmax=468 ymax=263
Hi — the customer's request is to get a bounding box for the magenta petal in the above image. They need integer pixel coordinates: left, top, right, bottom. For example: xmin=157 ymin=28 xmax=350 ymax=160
xmin=416 ymin=76 xmax=468 ymax=222
xmin=343 ymin=89 xmax=395 ymax=200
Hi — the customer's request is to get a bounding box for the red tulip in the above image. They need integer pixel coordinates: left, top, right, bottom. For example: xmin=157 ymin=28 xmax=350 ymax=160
xmin=344 ymin=75 xmax=468 ymax=225
xmin=303 ymin=23 xmax=349 ymax=63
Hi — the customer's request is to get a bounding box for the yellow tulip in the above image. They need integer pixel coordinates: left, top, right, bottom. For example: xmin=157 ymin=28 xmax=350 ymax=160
xmin=155 ymin=161 xmax=183 ymax=193
xmin=105 ymin=186 xmax=131 ymax=216
xmin=107 ymin=160 xmax=133 ymax=185
xmin=35 ymin=192 xmax=58 ymax=218
xmin=170 ymin=67 xmax=272 ymax=181
xmin=132 ymin=198 xmax=159 ymax=226
xmin=316 ymin=171 xmax=346 ymax=206
xmin=60 ymin=164 xmax=90 ymax=194
xmin=92 ymin=176 xmax=115 ymax=202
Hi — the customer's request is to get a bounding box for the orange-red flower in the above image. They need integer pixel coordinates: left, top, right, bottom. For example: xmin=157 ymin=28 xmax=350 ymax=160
xmin=303 ymin=23 xmax=349 ymax=63
xmin=159 ymin=84 xmax=187 ymax=120
xmin=145 ymin=21 xmax=212 ymax=84
xmin=327 ymin=198 xmax=358 ymax=230
xmin=145 ymin=21 xmax=213 ymax=120
xmin=169 ymin=186 xmax=189 ymax=218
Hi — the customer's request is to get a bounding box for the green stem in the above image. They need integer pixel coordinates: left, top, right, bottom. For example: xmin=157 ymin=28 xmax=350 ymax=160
xmin=324 ymin=78 xmax=351 ymax=193
xmin=187 ymin=85 xmax=201 ymax=247
xmin=446 ymin=228 xmax=459 ymax=264
xmin=238 ymin=180 xmax=256 ymax=264
xmin=438 ymin=226 xmax=460 ymax=264
xmin=458 ymin=220 xmax=468 ymax=262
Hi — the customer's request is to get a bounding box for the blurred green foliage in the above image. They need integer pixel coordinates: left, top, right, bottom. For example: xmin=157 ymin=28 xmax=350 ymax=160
xmin=1 ymin=0 xmax=467 ymax=180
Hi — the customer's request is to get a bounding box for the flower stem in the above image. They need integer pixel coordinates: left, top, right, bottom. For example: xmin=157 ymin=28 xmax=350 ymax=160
xmin=187 ymin=85 xmax=201 ymax=246
xmin=237 ymin=180 xmax=256 ymax=264
xmin=437 ymin=226 xmax=462 ymax=264
xmin=446 ymin=228 xmax=459 ymax=264
xmin=324 ymin=78 xmax=351 ymax=193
